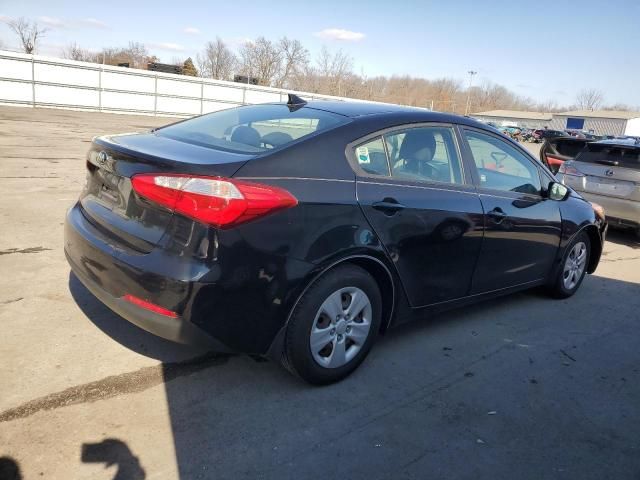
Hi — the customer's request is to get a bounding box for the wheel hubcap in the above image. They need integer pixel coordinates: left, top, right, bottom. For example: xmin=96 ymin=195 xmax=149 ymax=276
xmin=563 ymin=241 xmax=587 ymax=290
xmin=309 ymin=287 xmax=372 ymax=369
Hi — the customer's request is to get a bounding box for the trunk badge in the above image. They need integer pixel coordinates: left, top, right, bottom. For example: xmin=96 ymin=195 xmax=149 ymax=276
xmin=605 ymin=169 xmax=614 ymax=176
xmin=97 ymin=151 xmax=108 ymax=166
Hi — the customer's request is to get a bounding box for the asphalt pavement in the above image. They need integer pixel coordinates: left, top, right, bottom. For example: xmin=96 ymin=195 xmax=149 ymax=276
xmin=1 ymin=106 xmax=639 ymax=479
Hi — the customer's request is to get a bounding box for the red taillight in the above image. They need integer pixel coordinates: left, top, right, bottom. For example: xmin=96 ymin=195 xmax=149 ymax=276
xmin=122 ymin=294 xmax=178 ymax=318
xmin=131 ymin=174 xmax=298 ymax=228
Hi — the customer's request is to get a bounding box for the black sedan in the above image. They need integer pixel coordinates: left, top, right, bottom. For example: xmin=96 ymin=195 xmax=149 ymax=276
xmin=64 ymin=96 xmax=607 ymax=384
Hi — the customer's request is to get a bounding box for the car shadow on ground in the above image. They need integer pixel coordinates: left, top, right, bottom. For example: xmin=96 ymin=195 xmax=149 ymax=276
xmin=68 ymin=273 xmax=210 ymax=362
xmin=605 ymin=228 xmax=639 ymax=249
xmin=69 ymin=267 xmax=640 ymax=479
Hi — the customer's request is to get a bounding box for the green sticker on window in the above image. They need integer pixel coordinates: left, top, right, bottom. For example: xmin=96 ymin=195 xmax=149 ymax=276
xmin=357 ymin=146 xmax=370 ymax=164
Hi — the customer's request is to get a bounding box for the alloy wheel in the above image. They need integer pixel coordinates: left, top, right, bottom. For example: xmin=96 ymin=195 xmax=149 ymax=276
xmin=563 ymin=241 xmax=587 ymax=290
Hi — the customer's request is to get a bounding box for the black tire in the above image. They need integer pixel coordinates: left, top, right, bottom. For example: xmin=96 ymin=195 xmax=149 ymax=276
xmin=283 ymin=264 xmax=382 ymax=385
xmin=548 ymin=231 xmax=591 ymax=299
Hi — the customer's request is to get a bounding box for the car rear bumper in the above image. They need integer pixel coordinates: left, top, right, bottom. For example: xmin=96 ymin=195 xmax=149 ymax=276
xmin=572 ymin=191 xmax=640 ymax=228
xmin=64 ymin=203 xmax=231 ymax=351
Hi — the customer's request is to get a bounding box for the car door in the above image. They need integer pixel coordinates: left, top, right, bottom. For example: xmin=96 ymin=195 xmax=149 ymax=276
xmin=352 ymin=124 xmax=484 ymax=307
xmin=460 ymin=127 xmax=562 ymax=293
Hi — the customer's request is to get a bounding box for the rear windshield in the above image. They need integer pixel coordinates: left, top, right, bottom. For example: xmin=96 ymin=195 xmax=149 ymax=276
xmin=576 ymin=143 xmax=640 ymax=170
xmin=156 ymin=104 xmax=350 ymax=154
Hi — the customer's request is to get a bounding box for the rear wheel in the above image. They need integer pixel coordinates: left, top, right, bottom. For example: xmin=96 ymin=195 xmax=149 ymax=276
xmin=549 ymin=232 xmax=590 ymax=298
xmin=283 ymin=265 xmax=382 ymax=385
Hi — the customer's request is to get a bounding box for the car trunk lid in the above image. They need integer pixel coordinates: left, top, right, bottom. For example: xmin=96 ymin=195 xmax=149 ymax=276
xmin=80 ymin=133 xmax=253 ymax=252
xmin=566 ymin=142 xmax=640 ymax=201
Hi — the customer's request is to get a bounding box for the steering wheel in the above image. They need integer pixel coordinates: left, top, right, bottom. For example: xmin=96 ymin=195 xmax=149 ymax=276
xmin=490 ymin=151 xmax=507 ymax=167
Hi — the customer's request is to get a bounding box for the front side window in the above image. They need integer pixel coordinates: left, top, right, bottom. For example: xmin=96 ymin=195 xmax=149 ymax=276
xmin=385 ymin=127 xmax=463 ymax=184
xmin=156 ymin=104 xmax=350 ymax=154
xmin=464 ymin=130 xmax=541 ymax=195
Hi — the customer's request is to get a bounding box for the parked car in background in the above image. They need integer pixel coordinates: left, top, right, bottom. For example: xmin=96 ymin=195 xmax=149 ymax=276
xmin=540 ymin=137 xmax=593 ymax=173
xmin=64 ymin=98 xmax=607 ymax=384
xmin=532 ymin=129 xmax=569 ymax=143
xmin=557 ymin=139 xmax=640 ymax=237
xmin=565 ymin=130 xmax=602 ymax=140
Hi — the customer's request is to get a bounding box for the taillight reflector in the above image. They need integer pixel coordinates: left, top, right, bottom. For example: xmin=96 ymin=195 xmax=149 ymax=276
xmin=131 ymin=174 xmax=297 ymax=228
xmin=558 ymin=162 xmax=585 ymax=177
xmin=122 ymin=294 xmax=178 ymax=318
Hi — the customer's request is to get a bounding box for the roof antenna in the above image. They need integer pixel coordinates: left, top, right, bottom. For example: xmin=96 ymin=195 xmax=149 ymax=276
xmin=287 ymin=93 xmax=307 ymax=111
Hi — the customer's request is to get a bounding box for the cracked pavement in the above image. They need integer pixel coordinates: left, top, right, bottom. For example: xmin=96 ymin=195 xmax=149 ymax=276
xmin=1 ymin=107 xmax=639 ymax=479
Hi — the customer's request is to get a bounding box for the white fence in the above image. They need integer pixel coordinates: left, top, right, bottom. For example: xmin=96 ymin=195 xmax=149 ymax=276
xmin=0 ymin=50 xmax=359 ymax=117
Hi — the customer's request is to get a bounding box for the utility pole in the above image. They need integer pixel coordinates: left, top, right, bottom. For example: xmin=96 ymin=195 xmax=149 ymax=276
xmin=465 ymin=70 xmax=477 ymax=116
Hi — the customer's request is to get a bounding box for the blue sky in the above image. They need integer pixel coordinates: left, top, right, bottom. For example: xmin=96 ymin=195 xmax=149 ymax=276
xmin=2 ymin=0 xmax=640 ymax=107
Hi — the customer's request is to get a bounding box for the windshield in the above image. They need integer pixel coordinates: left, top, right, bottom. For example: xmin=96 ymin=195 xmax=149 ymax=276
xmin=155 ymin=104 xmax=350 ymax=154
xmin=576 ymin=143 xmax=640 ymax=170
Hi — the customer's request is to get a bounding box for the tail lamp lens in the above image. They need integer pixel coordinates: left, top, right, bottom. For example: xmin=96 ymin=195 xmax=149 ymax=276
xmin=131 ymin=174 xmax=297 ymax=228
xmin=558 ymin=162 xmax=585 ymax=177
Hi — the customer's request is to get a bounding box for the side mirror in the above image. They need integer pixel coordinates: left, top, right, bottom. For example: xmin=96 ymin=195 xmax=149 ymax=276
xmin=548 ymin=181 xmax=570 ymax=201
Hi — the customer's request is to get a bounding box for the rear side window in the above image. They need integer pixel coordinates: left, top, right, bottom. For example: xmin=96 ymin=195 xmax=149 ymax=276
xmin=576 ymin=144 xmax=640 ymax=170
xmin=156 ymin=104 xmax=350 ymax=154
xmin=354 ymin=126 xmax=464 ymax=185
xmin=355 ymin=137 xmax=390 ymax=176
xmin=465 ymin=130 xmax=541 ymax=195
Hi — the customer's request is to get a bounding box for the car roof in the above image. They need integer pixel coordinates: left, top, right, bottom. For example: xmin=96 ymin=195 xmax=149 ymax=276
xmin=292 ymin=100 xmax=491 ymax=130
xmin=300 ymin=100 xmax=427 ymax=117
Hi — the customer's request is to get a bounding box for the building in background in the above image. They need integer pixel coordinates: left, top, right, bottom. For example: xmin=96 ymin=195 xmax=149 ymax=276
xmin=471 ymin=110 xmax=553 ymax=129
xmin=549 ymin=110 xmax=640 ymax=136
xmin=472 ymin=109 xmax=640 ymax=136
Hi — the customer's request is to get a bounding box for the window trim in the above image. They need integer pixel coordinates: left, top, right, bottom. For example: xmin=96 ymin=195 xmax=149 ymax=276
xmin=459 ymin=126 xmax=547 ymax=198
xmin=345 ymin=122 xmax=471 ymax=187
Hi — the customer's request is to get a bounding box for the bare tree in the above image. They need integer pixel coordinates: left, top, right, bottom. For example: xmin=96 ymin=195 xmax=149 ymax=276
xmin=315 ymin=46 xmax=353 ymax=96
xmin=123 ymin=42 xmax=150 ymax=69
xmin=602 ymin=103 xmax=632 ymax=112
xmin=239 ymin=37 xmax=282 ymax=86
xmin=575 ymin=89 xmax=604 ymax=111
xmin=61 ymin=43 xmax=95 ymax=62
xmin=274 ymin=37 xmax=309 ymax=88
xmin=93 ymin=42 xmax=154 ymax=68
xmin=5 ymin=17 xmax=48 ymax=54
xmin=197 ymin=38 xmax=237 ymax=80
xmin=170 ymin=56 xmax=185 ymax=66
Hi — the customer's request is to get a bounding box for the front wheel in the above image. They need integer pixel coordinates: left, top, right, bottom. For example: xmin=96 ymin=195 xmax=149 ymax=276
xmin=548 ymin=232 xmax=590 ymax=298
xmin=283 ymin=265 xmax=382 ymax=385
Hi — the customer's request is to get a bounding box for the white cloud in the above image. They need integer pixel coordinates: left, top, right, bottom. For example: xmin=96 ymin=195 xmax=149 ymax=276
xmin=148 ymin=42 xmax=185 ymax=52
xmin=314 ymin=28 xmax=365 ymax=42
xmin=80 ymin=17 xmax=109 ymax=29
xmin=38 ymin=16 xmax=67 ymax=28
xmin=183 ymin=26 xmax=200 ymax=35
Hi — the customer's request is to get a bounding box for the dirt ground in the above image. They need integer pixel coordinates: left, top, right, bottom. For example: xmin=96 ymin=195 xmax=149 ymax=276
xmin=1 ymin=106 xmax=639 ymax=480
